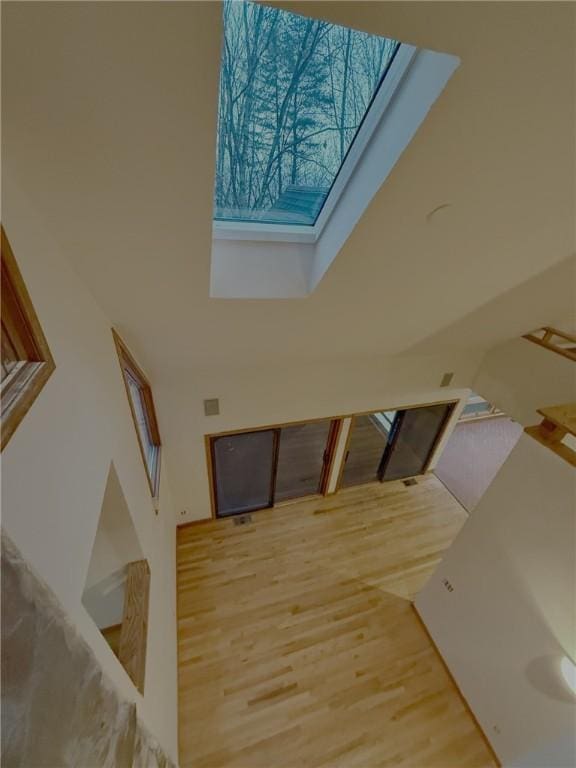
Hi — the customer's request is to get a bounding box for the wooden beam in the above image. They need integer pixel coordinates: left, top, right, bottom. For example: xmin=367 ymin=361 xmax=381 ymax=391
xmin=525 ymin=402 xmax=576 ymax=468
xmin=118 ymin=559 xmax=150 ymax=694
xmin=536 ymin=404 xmax=576 ymax=438
xmin=523 ymin=327 xmax=576 ymax=362
xmin=525 ymin=425 xmax=576 ymax=468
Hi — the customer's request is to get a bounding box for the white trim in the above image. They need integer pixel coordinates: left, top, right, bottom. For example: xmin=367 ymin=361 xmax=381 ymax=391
xmin=213 ymin=220 xmax=317 ymax=244
xmin=212 ymin=44 xmax=416 ymax=245
xmin=313 ymin=44 xmax=416 ymax=234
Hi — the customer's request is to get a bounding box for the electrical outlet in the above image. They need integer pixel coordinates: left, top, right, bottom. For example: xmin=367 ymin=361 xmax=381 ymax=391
xmin=181 ymin=509 xmax=187 ymax=516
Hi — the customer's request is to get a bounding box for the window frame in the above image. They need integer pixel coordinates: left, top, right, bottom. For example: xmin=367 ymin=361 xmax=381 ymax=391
xmin=1 ymin=227 xmax=55 ymax=450
xmin=112 ymin=329 xmax=161 ymax=498
xmin=212 ymin=44 xmax=417 ymax=244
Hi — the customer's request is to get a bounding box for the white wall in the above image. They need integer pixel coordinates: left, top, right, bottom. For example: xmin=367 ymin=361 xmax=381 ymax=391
xmin=84 ymin=463 xmax=145 ymax=590
xmin=416 ymin=434 xmax=576 ymax=767
xmin=473 ymin=337 xmax=576 ymax=427
xmin=82 ymin=463 xmax=146 ymax=630
xmin=1 ymin=179 xmax=180 ymax=763
xmin=156 ymin=352 xmax=480 ymax=521
xmin=83 ymin=577 xmax=126 ymax=630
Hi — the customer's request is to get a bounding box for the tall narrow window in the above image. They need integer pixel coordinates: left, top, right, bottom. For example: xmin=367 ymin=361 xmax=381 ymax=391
xmin=1 ymin=227 xmax=55 ymax=449
xmin=113 ymin=330 xmax=161 ymax=497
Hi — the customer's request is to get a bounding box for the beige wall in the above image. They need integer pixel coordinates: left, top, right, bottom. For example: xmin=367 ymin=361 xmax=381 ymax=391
xmin=84 ymin=463 xmax=145 ymax=590
xmin=1 ymin=178 xmax=179 ymax=762
xmin=416 ymin=435 xmax=576 ymax=767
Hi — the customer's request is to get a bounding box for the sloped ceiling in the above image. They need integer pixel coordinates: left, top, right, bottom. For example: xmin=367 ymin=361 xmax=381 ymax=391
xmin=2 ymin=1 xmax=575 ymax=374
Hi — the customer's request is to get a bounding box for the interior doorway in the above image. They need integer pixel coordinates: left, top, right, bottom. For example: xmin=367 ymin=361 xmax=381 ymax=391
xmin=434 ymin=393 xmax=522 ymax=512
xmin=210 ymin=419 xmax=337 ymax=518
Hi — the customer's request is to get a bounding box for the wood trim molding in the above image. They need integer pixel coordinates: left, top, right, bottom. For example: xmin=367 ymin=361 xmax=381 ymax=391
xmin=335 ymin=415 xmax=356 ymax=492
xmin=112 ymin=329 xmax=161 ymax=497
xmin=117 ymin=559 xmax=150 ymax=694
xmin=205 ymin=434 xmax=217 ymax=520
xmin=320 ymin=419 xmax=342 ymax=495
xmin=1 ymin=227 xmax=56 ymax=451
xmin=411 ymin=604 xmax=501 ymax=767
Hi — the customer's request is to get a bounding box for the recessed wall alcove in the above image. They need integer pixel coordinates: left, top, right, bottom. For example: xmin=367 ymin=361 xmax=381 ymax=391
xmin=82 ymin=463 xmax=150 ymax=693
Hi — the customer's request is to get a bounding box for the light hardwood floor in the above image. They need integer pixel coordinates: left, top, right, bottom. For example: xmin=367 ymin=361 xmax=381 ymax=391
xmin=177 ymin=474 xmax=497 ymax=768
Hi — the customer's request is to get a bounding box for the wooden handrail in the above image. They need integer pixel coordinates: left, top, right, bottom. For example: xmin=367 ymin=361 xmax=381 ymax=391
xmin=523 ymin=327 xmax=576 ymax=362
xmin=525 ymin=402 xmax=576 ymax=467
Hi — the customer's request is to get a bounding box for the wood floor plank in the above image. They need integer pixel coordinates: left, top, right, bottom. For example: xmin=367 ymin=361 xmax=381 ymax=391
xmin=177 ymin=474 xmax=497 ymax=768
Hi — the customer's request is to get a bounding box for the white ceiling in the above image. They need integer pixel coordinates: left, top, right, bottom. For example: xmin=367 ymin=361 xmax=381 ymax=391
xmin=3 ymin=1 xmax=575 ymax=376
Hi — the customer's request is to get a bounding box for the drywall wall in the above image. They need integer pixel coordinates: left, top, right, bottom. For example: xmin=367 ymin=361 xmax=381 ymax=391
xmin=83 ymin=576 xmax=126 ymax=631
xmin=82 ymin=464 xmax=147 ymax=631
xmin=473 ymin=337 xmax=576 ymax=427
xmin=1 ymin=177 xmax=179 ymax=762
xmin=156 ymin=352 xmax=478 ymax=521
xmin=416 ymin=434 xmax=576 ymax=767
xmin=84 ymin=463 xmax=145 ymax=590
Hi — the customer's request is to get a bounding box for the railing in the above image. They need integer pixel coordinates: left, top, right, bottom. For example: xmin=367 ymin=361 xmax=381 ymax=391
xmin=523 ymin=327 xmax=576 ymax=362
xmin=525 ymin=404 xmax=576 ymax=467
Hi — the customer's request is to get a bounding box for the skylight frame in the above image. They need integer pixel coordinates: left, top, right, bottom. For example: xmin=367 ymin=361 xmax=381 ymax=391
xmin=213 ymin=43 xmax=417 ymax=244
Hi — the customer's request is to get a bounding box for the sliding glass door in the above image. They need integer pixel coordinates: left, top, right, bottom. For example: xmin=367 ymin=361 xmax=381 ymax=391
xmin=379 ymin=403 xmax=454 ymax=481
xmin=341 ymin=412 xmax=397 ymax=488
xmin=210 ymin=404 xmax=455 ymax=516
xmin=211 ymin=420 xmax=336 ymax=517
xmin=275 ymin=420 xmax=335 ymax=502
xmin=212 ymin=430 xmax=278 ymax=517
xmin=339 ymin=403 xmax=455 ymax=488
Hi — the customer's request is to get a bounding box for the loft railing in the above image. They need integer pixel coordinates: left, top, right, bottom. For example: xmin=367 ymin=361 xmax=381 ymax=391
xmin=523 ymin=327 xmax=576 ymax=362
xmin=525 ymin=404 xmax=576 ymax=468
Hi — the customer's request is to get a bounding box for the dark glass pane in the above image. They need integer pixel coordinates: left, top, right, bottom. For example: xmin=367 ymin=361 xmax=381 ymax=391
xmin=275 ymin=421 xmax=332 ymax=502
xmin=341 ymin=412 xmax=396 ymax=488
xmin=213 ymin=430 xmax=276 ymax=517
xmin=381 ymin=404 xmax=452 ymax=481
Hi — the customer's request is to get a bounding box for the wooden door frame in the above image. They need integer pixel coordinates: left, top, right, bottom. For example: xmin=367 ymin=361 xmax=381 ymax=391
xmin=318 ymin=419 xmax=341 ymax=495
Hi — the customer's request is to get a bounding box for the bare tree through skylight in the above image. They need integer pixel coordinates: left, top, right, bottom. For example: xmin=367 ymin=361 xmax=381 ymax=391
xmin=214 ymin=0 xmax=399 ymax=225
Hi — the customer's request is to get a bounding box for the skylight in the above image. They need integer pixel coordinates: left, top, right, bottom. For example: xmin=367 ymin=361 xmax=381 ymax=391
xmin=214 ymin=1 xmax=399 ymax=227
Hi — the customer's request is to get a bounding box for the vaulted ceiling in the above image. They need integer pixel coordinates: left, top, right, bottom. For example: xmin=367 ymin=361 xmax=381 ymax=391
xmin=3 ymin=1 xmax=575 ymax=375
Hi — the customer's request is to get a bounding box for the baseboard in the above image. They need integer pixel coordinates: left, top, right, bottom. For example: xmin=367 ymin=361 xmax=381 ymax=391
xmin=177 ymin=517 xmax=213 ymax=531
xmin=411 ymin=603 xmax=501 ymax=767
